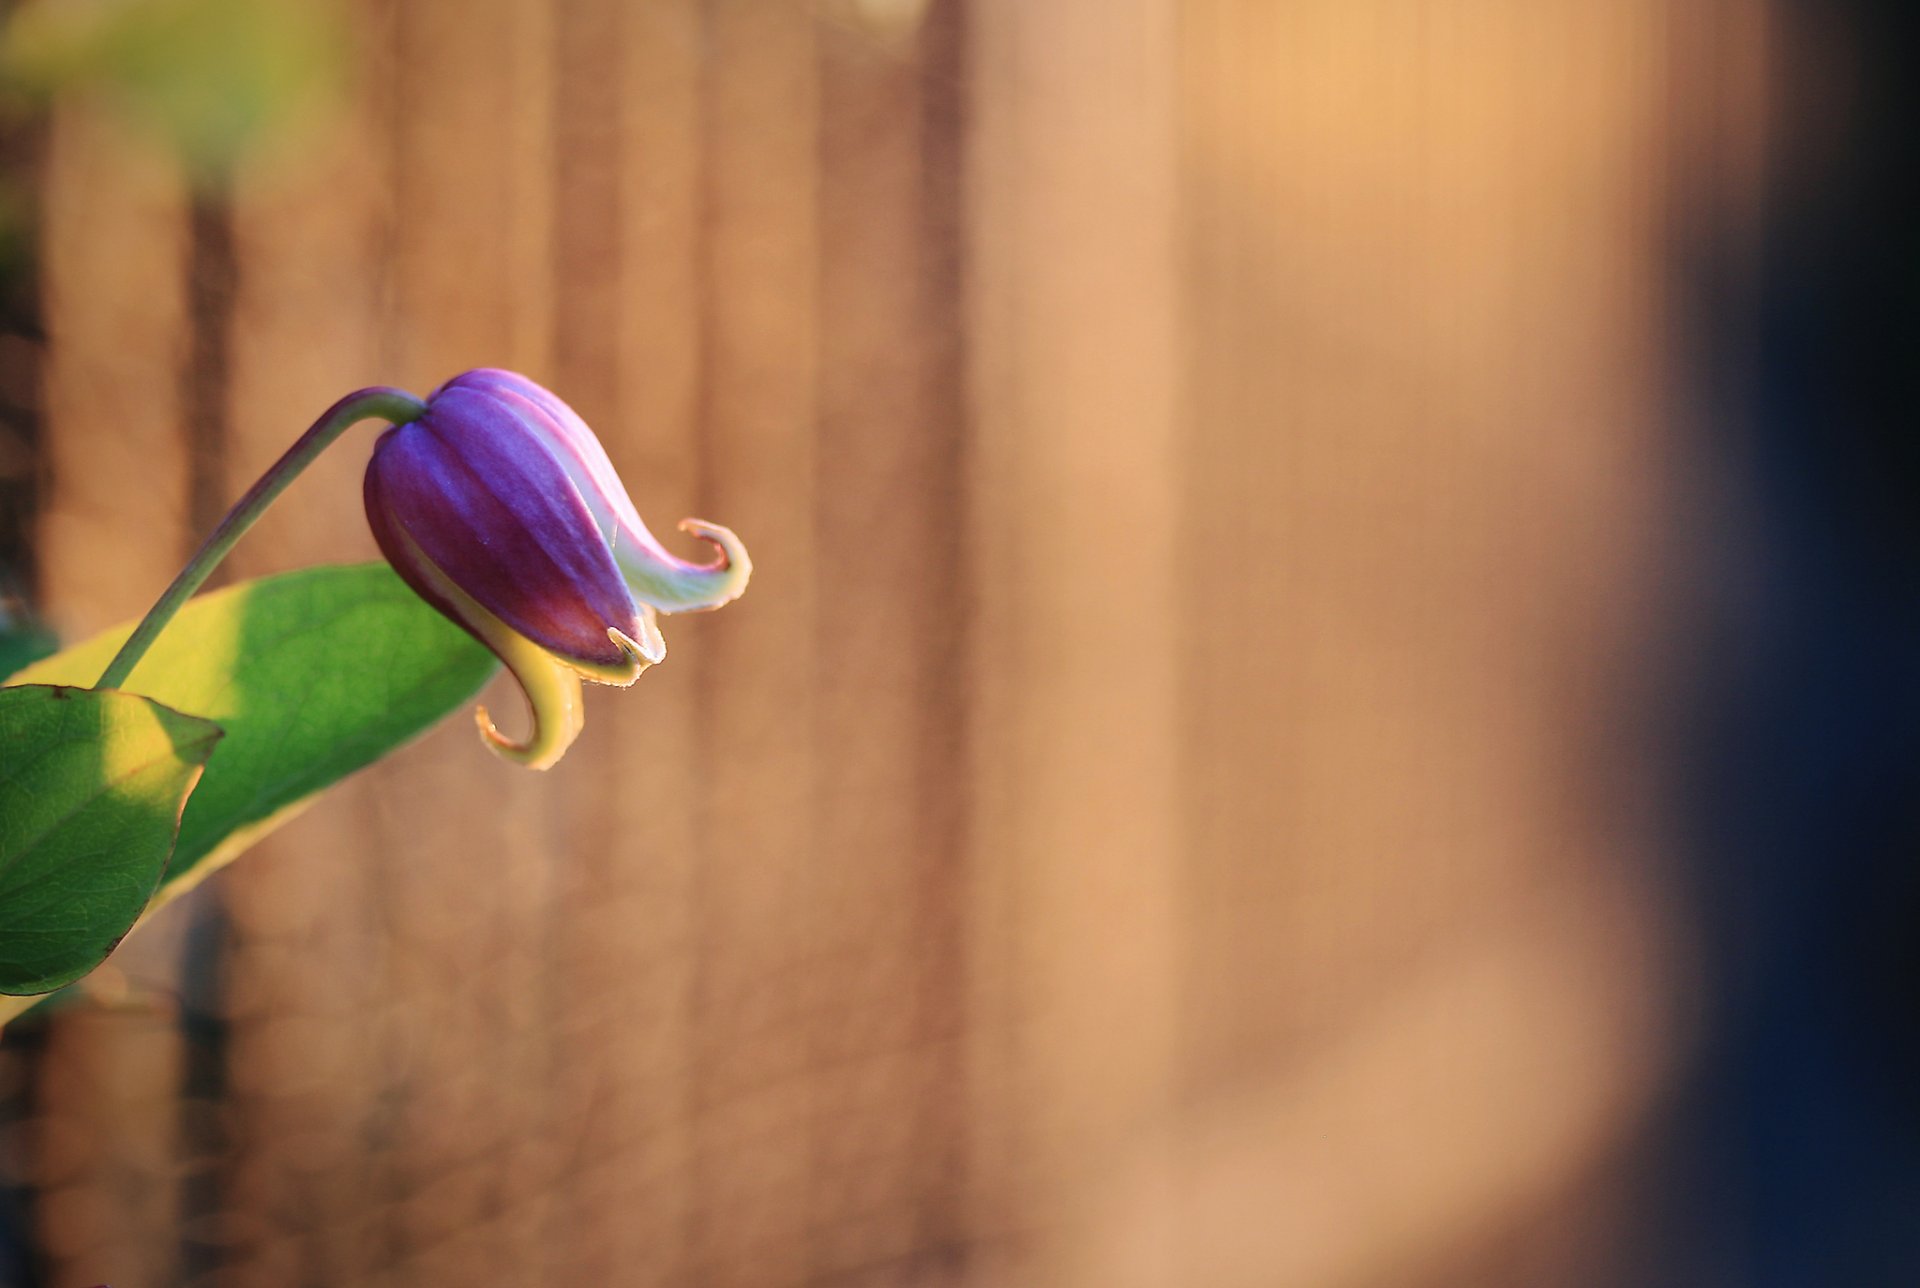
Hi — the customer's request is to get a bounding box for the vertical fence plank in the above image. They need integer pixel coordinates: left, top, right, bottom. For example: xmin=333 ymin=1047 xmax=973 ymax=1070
xmin=964 ymin=0 xmax=1184 ymax=1284
xmin=808 ymin=6 xmax=968 ymax=1282
xmin=374 ymin=1 xmax=559 ymax=1284
xmin=36 ymin=107 xmax=191 ymax=638
xmin=210 ymin=1 xmax=405 ymax=1281
xmin=34 ymin=99 xmax=197 ymax=988
xmin=1164 ymin=1 xmax=1697 ymax=1284
xmin=539 ymin=0 xmax=703 ymax=1283
xmin=684 ymin=4 xmax=822 ymax=1284
xmin=31 ymin=98 xmax=194 ymax=1288
xmin=34 ymin=1011 xmax=183 ymax=1288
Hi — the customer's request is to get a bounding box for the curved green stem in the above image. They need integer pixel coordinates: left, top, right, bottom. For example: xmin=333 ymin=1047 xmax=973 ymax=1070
xmin=95 ymin=386 xmax=427 ymax=690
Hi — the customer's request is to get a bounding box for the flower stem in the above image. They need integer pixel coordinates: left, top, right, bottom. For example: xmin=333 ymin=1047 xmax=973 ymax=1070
xmin=95 ymin=386 xmax=427 ymax=690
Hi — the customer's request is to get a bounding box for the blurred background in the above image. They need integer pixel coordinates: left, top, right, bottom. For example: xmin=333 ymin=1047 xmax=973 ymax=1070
xmin=0 ymin=0 xmax=1915 ymax=1284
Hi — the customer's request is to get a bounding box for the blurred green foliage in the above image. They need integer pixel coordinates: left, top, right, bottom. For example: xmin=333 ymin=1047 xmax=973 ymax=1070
xmin=0 ymin=597 xmax=54 ymax=680
xmin=1 ymin=0 xmax=348 ymax=179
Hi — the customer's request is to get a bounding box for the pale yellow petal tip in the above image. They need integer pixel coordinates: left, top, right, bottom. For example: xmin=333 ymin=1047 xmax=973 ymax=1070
xmin=616 ymin=603 xmax=666 ymax=663
xmin=607 ymin=628 xmax=660 ymax=672
xmin=474 ymin=649 xmax=586 ymax=771
xmin=475 ymin=699 xmax=578 ymax=772
xmin=566 ymin=626 xmax=652 ymax=689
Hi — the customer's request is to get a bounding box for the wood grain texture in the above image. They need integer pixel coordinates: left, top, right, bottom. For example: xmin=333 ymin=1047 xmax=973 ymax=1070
xmin=37 ymin=105 xmax=191 ymax=638
xmin=1166 ymin=2 xmax=1695 ymax=1284
xmin=34 ymin=1008 xmax=183 ymax=1288
xmin=209 ymin=2 xmax=409 ymax=1283
xmin=29 ymin=96 xmax=194 ymax=1288
xmin=206 ymin=1 xmax=967 ymax=1285
xmin=539 ymin=4 xmax=710 ymax=1284
xmin=964 ymin=1 xmax=1183 ymax=1284
xmin=685 ymin=5 xmax=826 ymax=1282
xmin=18 ymin=0 xmax=1775 ymax=1283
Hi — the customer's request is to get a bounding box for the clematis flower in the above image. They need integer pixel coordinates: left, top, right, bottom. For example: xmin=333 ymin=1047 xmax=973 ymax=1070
xmin=363 ymin=369 xmax=749 ymax=770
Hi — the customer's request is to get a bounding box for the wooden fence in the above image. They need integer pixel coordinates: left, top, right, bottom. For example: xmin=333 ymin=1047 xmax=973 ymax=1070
xmin=14 ymin=1 xmax=1767 ymax=1285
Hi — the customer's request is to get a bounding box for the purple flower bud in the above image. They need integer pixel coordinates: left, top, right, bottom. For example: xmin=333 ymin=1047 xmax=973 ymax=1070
xmin=365 ymin=370 xmax=751 ymax=769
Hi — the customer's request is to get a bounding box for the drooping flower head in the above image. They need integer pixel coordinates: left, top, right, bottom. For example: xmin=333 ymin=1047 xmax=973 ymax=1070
xmin=364 ymin=369 xmax=749 ymax=769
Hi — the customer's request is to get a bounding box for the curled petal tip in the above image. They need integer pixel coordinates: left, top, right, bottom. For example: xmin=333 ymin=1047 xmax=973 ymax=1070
xmin=472 ymin=628 xmax=587 ymax=769
xmin=475 ymin=702 xmax=533 ymax=766
xmin=617 ymin=519 xmax=752 ymax=613
xmin=474 ymin=682 xmax=580 ymax=772
xmin=477 ymin=704 xmax=569 ymax=771
xmin=609 ymin=609 xmax=666 ymax=673
xmin=677 ymin=518 xmax=746 ymax=572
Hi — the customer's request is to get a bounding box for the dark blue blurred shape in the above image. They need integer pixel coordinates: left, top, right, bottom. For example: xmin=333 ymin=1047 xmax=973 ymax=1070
xmin=1667 ymin=1 xmax=1920 ymax=1283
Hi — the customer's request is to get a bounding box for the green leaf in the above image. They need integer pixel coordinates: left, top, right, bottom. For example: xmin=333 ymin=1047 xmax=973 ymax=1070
xmin=9 ymin=563 xmax=497 ymax=895
xmin=0 ymin=685 xmax=221 ymax=995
